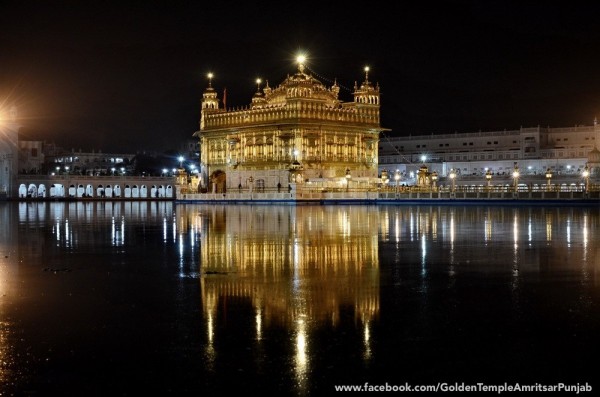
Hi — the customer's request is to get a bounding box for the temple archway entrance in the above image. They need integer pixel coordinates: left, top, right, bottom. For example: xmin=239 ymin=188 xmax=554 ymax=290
xmin=210 ymin=170 xmax=227 ymax=193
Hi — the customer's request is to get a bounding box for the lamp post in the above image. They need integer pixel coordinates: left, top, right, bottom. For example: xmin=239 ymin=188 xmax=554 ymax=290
xmin=394 ymin=170 xmax=400 ymax=193
xmin=381 ymin=169 xmax=388 ymax=190
xmin=431 ymin=171 xmax=438 ymax=191
xmin=545 ymin=168 xmax=552 ymax=191
xmin=345 ymin=168 xmax=351 ymax=192
xmin=178 ymin=156 xmax=184 ymax=168
xmin=65 ymin=166 xmax=69 ymax=175
xmin=582 ymin=164 xmax=590 ymax=193
xmin=449 ymin=169 xmax=456 ymax=192
xmin=112 ymin=167 xmax=116 ymax=176
xmin=485 ymin=169 xmax=493 ymax=190
xmin=512 ymin=163 xmax=520 ymax=192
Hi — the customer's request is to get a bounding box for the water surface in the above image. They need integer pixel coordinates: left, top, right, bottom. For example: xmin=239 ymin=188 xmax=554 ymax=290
xmin=0 ymin=201 xmax=598 ymax=395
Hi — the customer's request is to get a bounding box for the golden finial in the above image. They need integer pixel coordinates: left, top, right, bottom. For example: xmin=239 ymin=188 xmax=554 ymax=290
xmin=256 ymin=78 xmax=262 ymax=92
xmin=364 ymin=66 xmax=370 ymax=82
xmin=207 ymin=72 xmax=214 ymax=88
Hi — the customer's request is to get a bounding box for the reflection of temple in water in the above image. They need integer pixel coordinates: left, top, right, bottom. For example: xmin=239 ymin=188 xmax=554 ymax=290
xmin=176 ymin=205 xmax=381 ymax=327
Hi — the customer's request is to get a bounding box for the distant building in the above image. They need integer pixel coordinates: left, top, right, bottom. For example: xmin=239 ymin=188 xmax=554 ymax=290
xmin=43 ymin=146 xmax=136 ymax=176
xmin=0 ymin=107 xmax=19 ymax=198
xmin=193 ymin=58 xmax=387 ymax=193
xmin=18 ymin=140 xmax=45 ymax=174
xmin=180 ymin=138 xmax=200 ymax=164
xmin=379 ymin=120 xmax=600 ymax=185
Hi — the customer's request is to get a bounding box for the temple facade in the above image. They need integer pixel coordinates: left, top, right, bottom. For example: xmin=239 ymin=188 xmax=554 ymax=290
xmin=193 ymin=59 xmax=387 ymax=194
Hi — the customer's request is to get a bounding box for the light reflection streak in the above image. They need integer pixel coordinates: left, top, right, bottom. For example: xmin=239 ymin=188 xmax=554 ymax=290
xmin=484 ymin=214 xmax=491 ymax=243
xmin=179 ymin=234 xmax=184 ymax=272
xmin=394 ymin=211 xmax=400 ymax=243
xmin=421 ymin=235 xmax=427 ymax=277
xmin=512 ymin=212 xmax=520 ymax=279
xmin=528 ymin=217 xmax=532 ymax=246
xmin=65 ymin=219 xmax=69 ymax=246
xmin=255 ymin=310 xmax=262 ymax=341
xmin=363 ymin=320 xmax=372 ymax=360
xmin=294 ymin=317 xmax=308 ymax=392
xmin=121 ymin=217 xmax=125 ymax=245
xmin=172 ymin=215 xmax=177 ymax=243
xmin=448 ymin=210 xmax=456 ymax=276
xmin=583 ymin=214 xmax=588 ymax=263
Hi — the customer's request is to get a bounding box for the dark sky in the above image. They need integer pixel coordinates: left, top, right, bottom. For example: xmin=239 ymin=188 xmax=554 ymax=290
xmin=1 ymin=1 xmax=599 ymax=153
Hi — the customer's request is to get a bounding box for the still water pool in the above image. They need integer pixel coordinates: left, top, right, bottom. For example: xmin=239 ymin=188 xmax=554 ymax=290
xmin=0 ymin=201 xmax=598 ymax=395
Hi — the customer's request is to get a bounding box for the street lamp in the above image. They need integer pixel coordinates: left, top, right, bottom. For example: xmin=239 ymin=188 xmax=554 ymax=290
xmin=545 ymin=168 xmax=553 ymax=191
xmin=582 ymin=164 xmax=590 ymax=193
xmin=345 ymin=168 xmax=351 ymax=192
xmin=485 ymin=169 xmax=493 ymax=190
xmin=394 ymin=170 xmax=400 ymax=193
xmin=449 ymin=169 xmax=456 ymax=192
xmin=431 ymin=171 xmax=438 ymax=190
xmin=512 ymin=163 xmax=520 ymax=192
xmin=178 ymin=156 xmax=184 ymax=168
xmin=162 ymin=168 xmax=167 ymax=176
xmin=381 ymin=169 xmax=388 ymax=189
xmin=65 ymin=166 xmax=69 ymax=175
xmin=112 ymin=167 xmax=116 ymax=175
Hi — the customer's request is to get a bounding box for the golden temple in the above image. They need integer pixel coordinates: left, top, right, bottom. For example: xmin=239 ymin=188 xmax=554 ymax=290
xmin=193 ymin=56 xmax=388 ymax=195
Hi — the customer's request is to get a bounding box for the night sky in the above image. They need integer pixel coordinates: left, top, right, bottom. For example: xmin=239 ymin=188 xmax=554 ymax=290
xmin=1 ymin=1 xmax=599 ymax=153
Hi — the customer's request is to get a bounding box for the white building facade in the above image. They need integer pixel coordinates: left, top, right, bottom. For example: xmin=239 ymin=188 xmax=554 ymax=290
xmin=379 ymin=120 xmax=600 ymax=187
